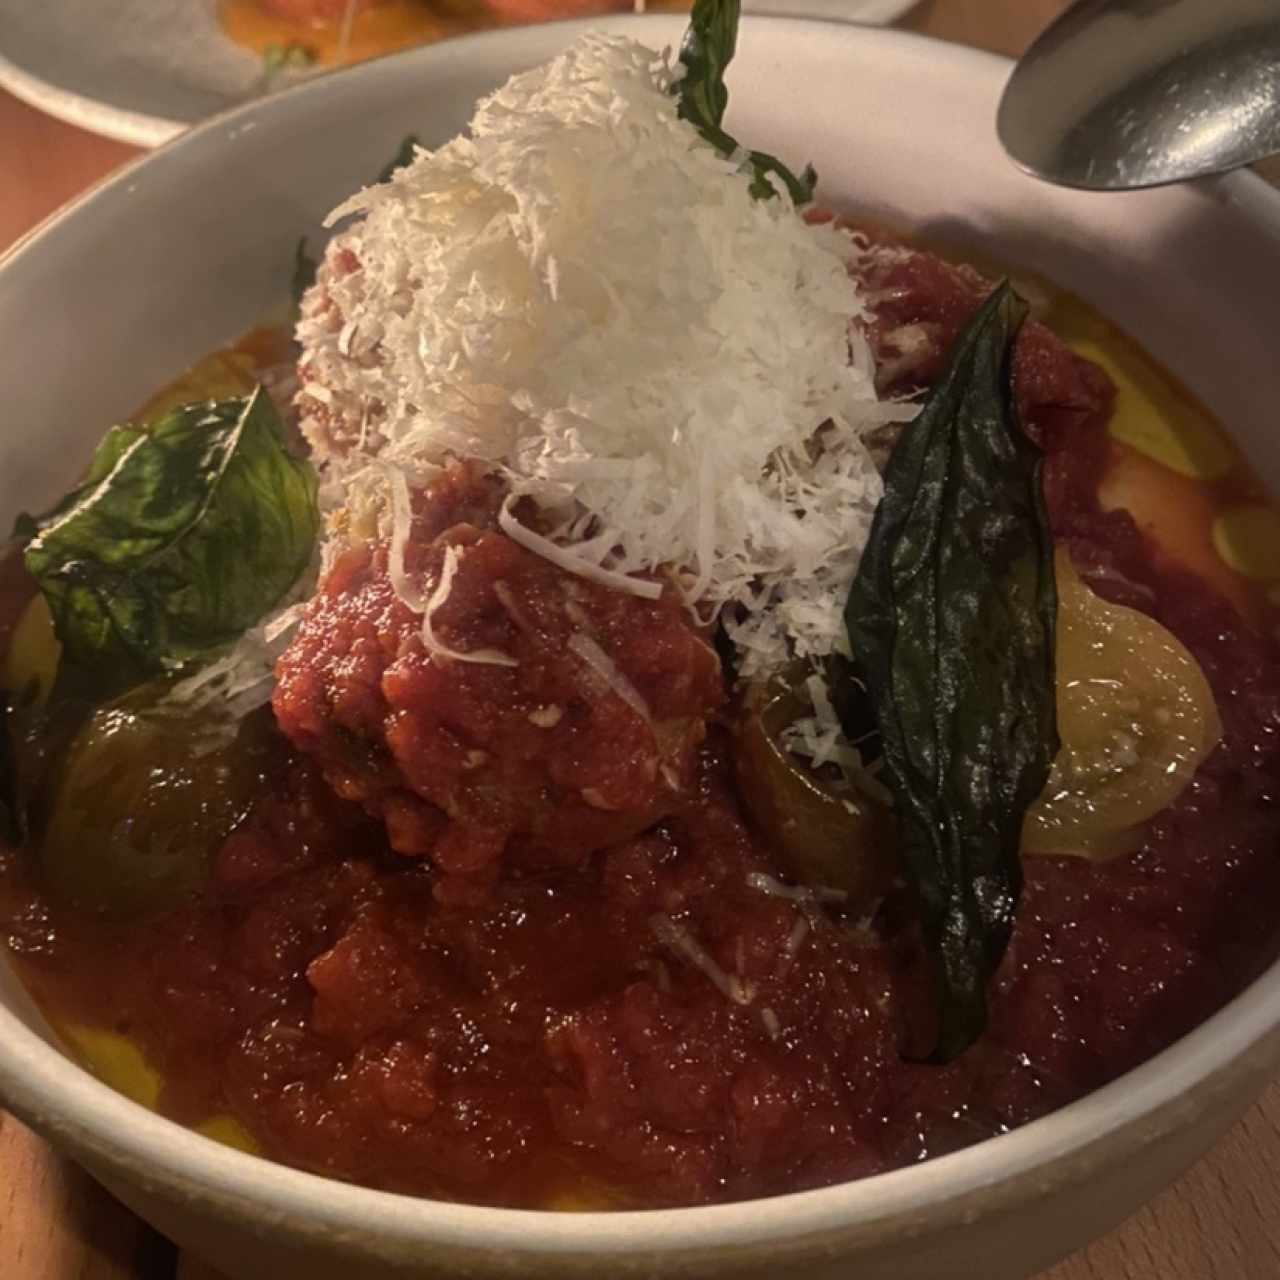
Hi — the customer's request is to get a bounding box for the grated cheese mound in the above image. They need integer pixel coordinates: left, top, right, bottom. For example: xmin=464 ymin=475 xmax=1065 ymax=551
xmin=296 ymin=32 xmax=915 ymax=692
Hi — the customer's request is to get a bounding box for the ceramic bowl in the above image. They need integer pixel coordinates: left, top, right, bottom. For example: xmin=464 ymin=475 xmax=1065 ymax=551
xmin=2 ymin=16 xmax=1279 ymax=1280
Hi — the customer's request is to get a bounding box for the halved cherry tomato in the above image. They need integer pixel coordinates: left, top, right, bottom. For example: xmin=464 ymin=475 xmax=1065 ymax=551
xmin=1023 ymin=552 xmax=1220 ymax=859
xmin=733 ymin=668 xmax=895 ymax=904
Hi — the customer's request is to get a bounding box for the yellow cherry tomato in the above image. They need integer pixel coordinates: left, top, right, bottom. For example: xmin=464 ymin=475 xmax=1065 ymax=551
xmin=733 ymin=667 xmax=894 ymax=902
xmin=1023 ymin=553 xmax=1220 ymax=858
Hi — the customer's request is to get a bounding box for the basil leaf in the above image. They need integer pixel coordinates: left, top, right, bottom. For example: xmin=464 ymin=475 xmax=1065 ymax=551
xmin=292 ymin=237 xmax=318 ymax=309
xmin=18 ymin=425 xmax=144 ymax=542
xmin=827 ymin=651 xmax=880 ymax=763
xmin=378 ymin=133 xmax=421 ymax=185
xmin=22 ymin=388 xmax=318 ymax=701
xmin=844 ymin=282 xmax=1058 ymax=1063
xmin=675 ymin=0 xmax=816 ymax=205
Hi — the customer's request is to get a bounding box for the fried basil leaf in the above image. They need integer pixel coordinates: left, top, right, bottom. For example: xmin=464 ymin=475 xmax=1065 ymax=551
xmin=20 ymin=388 xmax=318 ymax=701
xmin=675 ymin=0 xmax=816 ymax=205
xmin=844 ymin=282 xmax=1058 ymax=1063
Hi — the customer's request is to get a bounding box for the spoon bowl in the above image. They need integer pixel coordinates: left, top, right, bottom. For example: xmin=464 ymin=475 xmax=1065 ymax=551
xmin=998 ymin=0 xmax=1280 ymax=191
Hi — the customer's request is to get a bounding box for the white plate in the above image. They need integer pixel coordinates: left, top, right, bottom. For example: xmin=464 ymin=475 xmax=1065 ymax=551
xmin=0 ymin=0 xmax=919 ymax=147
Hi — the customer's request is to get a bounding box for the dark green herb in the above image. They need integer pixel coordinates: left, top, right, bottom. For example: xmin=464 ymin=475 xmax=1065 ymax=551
xmin=291 ymin=134 xmax=419 ymax=309
xmin=378 ymin=133 xmax=422 ymax=185
xmin=292 ymin=237 xmax=318 ymax=309
xmin=675 ymin=0 xmax=816 ymax=205
xmin=19 ymin=388 xmax=318 ymax=703
xmin=844 ymin=282 xmax=1057 ymax=1063
xmin=18 ymin=422 xmax=140 ymax=539
xmin=263 ymin=42 xmax=316 ymax=75
xmin=827 ymin=651 xmax=881 ymax=763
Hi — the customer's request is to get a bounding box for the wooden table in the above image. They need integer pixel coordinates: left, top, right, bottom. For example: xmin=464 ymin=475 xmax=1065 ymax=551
xmin=4 ymin=1 xmax=1280 ymax=1276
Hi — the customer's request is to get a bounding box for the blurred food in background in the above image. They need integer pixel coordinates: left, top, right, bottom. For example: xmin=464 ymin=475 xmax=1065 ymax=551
xmin=219 ymin=0 xmax=689 ymax=67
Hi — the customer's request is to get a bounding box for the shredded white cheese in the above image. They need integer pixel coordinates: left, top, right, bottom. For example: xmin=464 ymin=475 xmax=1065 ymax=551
xmin=784 ymin=915 xmax=810 ymax=960
xmin=164 ymin=552 xmax=320 ymax=731
xmin=651 ymin=913 xmax=755 ymax=1006
xmin=567 ymin=631 xmax=652 ymax=724
xmin=421 ymin=546 xmax=519 ymax=668
xmin=497 ymin=498 xmax=662 ymax=600
xmin=779 ymin=668 xmax=899 ymax=803
xmin=296 ymin=32 xmax=914 ymax=695
xmin=780 ymin=672 xmax=850 ymax=772
xmin=746 ymin=871 xmax=847 ymax=906
xmin=381 ymin=461 xmax=429 ymax=614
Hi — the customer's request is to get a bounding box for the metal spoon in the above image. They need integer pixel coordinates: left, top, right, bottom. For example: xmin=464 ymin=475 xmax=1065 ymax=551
xmin=997 ymin=0 xmax=1280 ymax=191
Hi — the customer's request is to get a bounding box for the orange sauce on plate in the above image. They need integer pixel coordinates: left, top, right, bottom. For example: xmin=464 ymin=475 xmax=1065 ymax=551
xmin=218 ymin=0 xmax=466 ymax=64
xmin=216 ymin=0 xmax=688 ymax=66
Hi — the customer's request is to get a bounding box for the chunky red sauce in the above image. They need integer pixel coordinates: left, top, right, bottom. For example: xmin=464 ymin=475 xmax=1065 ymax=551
xmin=273 ymin=467 xmax=722 ymax=905
xmin=3 ymin=235 xmax=1279 ymax=1209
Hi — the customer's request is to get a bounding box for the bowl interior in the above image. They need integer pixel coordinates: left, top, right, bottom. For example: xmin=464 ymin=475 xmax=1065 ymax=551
xmin=2 ymin=11 xmax=1280 ymax=1264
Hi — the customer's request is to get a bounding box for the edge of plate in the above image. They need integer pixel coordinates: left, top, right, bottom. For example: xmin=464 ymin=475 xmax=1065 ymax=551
xmin=0 ymin=0 xmax=918 ymax=149
xmin=0 ymin=45 xmax=183 ymax=148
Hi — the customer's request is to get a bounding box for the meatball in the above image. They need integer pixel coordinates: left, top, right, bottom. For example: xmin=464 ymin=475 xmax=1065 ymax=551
xmin=273 ymin=463 xmax=724 ymax=901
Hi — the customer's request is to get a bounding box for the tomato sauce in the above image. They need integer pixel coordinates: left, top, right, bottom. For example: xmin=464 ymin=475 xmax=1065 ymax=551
xmin=3 ymin=238 xmax=1280 ymax=1209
